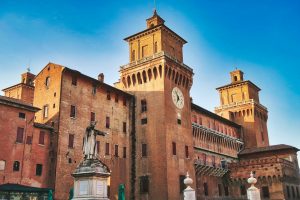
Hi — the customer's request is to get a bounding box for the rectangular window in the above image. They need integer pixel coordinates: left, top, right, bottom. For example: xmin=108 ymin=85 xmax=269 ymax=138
xmin=123 ymin=97 xmax=127 ymax=106
xmin=92 ymin=85 xmax=97 ymax=95
xmin=43 ymin=105 xmax=49 ymax=118
xmin=262 ymin=186 xmax=270 ymax=198
xmin=19 ymin=112 xmax=25 ymax=119
xmin=26 ymin=136 xmax=32 ymax=144
xmin=115 ymin=94 xmax=119 ymax=103
xmin=13 ymin=161 xmax=20 ymax=171
xmin=72 ymin=75 xmax=77 ymax=86
xmin=106 ymin=116 xmax=110 ymax=128
xmin=224 ymin=185 xmax=229 ymax=196
xmin=131 ymin=50 xmax=135 ymax=61
xmin=179 ymin=175 xmax=185 ymax=194
xmin=240 ymin=185 xmax=247 ymax=196
xmin=97 ymin=141 xmax=100 ymax=154
xmin=114 ymin=145 xmax=119 ymax=157
xmin=218 ymin=184 xmax=222 ymax=196
xmin=142 ymin=144 xmax=147 ymax=157
xmin=0 ymin=160 xmax=5 ymax=171
xmin=105 ymin=143 xmax=110 ymax=155
xmin=141 ymin=118 xmax=147 ymax=125
xmin=140 ymin=176 xmax=149 ymax=194
xmin=154 ymin=41 xmax=158 ymax=53
xmin=70 ymin=105 xmax=76 ymax=118
xmin=185 ymin=145 xmax=189 ymax=158
xmin=36 ymin=164 xmax=43 ymax=176
xmin=141 ymin=100 xmax=147 ymax=112
xmin=142 ymin=45 xmax=147 ymax=58
xmin=91 ymin=112 xmax=95 ymax=122
xmin=68 ymin=134 xmax=74 ymax=148
xmin=204 ymin=183 xmax=208 ymax=196
xmin=39 ymin=131 xmax=45 ymax=145
xmin=16 ymin=127 xmax=24 ymax=143
xmin=107 ymin=91 xmax=111 ymax=100
xmin=177 ymin=118 xmax=181 ymax=125
xmin=123 ymin=122 xmax=126 ymax=133
xmin=123 ymin=147 xmax=126 ymax=158
xmin=172 ymin=142 xmax=176 ymax=155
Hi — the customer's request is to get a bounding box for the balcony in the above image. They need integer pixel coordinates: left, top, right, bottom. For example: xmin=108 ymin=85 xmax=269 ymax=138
xmin=215 ymin=99 xmax=267 ymax=111
xmin=194 ymin=160 xmax=229 ymax=177
xmin=120 ymin=51 xmax=193 ymax=72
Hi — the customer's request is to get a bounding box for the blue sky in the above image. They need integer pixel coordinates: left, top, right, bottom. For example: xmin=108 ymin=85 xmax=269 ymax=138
xmin=0 ymin=1 xmax=299 ymax=159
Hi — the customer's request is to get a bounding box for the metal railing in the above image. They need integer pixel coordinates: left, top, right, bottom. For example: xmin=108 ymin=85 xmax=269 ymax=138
xmin=215 ymin=99 xmax=267 ymax=111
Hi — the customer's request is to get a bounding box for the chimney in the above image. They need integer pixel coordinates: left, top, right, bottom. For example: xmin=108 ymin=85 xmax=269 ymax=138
xmin=98 ymin=73 xmax=104 ymax=83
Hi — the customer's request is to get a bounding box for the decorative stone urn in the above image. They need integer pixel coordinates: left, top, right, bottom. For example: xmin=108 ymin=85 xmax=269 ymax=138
xmin=247 ymin=171 xmax=261 ymax=200
xmin=183 ymin=172 xmax=196 ymax=200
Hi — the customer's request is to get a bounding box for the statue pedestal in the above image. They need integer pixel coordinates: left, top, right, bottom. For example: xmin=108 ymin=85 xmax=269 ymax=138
xmin=72 ymin=159 xmax=110 ymax=200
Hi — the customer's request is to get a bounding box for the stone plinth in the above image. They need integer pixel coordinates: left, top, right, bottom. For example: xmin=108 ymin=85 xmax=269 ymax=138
xmin=247 ymin=171 xmax=261 ymax=200
xmin=72 ymin=159 xmax=110 ymax=200
xmin=183 ymin=172 xmax=196 ymax=200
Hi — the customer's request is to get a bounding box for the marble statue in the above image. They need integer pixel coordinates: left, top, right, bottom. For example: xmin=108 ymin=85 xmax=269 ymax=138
xmin=82 ymin=121 xmax=106 ymax=160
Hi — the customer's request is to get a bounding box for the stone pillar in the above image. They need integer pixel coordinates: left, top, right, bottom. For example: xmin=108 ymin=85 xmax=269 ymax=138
xmin=183 ymin=172 xmax=196 ymax=200
xmin=72 ymin=159 xmax=111 ymax=200
xmin=247 ymin=171 xmax=261 ymax=200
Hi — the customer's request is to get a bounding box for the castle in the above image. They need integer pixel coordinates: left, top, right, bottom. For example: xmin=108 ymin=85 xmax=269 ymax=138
xmin=0 ymin=11 xmax=299 ymax=200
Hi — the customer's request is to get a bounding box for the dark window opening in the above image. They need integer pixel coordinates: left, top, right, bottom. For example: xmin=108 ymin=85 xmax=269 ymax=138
xmin=68 ymin=158 xmax=72 ymax=164
xmin=123 ymin=147 xmax=126 ymax=158
xmin=140 ymin=176 xmax=149 ymax=194
xmin=106 ymin=116 xmax=110 ymax=128
xmin=177 ymin=118 xmax=181 ymax=125
xmin=53 ymin=104 xmax=55 ymax=108
xmin=13 ymin=161 xmax=20 ymax=171
xmin=16 ymin=127 xmax=24 ymax=143
xmin=142 ymin=144 xmax=147 ymax=157
xmin=45 ymin=76 xmax=50 ymax=87
xmin=68 ymin=134 xmax=74 ymax=148
xmin=26 ymin=136 xmax=32 ymax=145
xmin=204 ymin=183 xmax=208 ymax=196
xmin=240 ymin=185 xmax=247 ymax=196
xmin=292 ymin=186 xmax=295 ymax=198
xmin=224 ymin=185 xmax=229 ymax=196
xmin=92 ymin=85 xmax=97 ymax=95
xmin=141 ymin=118 xmax=147 ymax=125
xmin=91 ymin=112 xmax=95 ymax=122
xmin=179 ymin=175 xmax=185 ymax=193
xmin=19 ymin=112 xmax=25 ymax=119
xmin=218 ymin=184 xmax=222 ymax=196
xmin=123 ymin=122 xmax=126 ymax=133
xmin=154 ymin=41 xmax=158 ymax=53
xmin=114 ymin=145 xmax=119 ymax=157
xmin=39 ymin=131 xmax=45 ymax=145
xmin=287 ymin=186 xmax=290 ymax=198
xmin=36 ymin=164 xmax=43 ymax=176
xmin=105 ymin=143 xmax=110 ymax=155
xmin=115 ymin=94 xmax=119 ymax=103
xmin=107 ymin=91 xmax=111 ymax=100
xmin=185 ymin=145 xmax=189 ymax=158
xmin=70 ymin=105 xmax=76 ymax=118
xmin=262 ymin=186 xmax=270 ymax=198
xmin=234 ymin=76 xmax=237 ymax=81
xmin=172 ymin=142 xmax=176 ymax=155
xmin=141 ymin=99 xmax=147 ymax=112
xmin=71 ymin=75 xmax=77 ymax=86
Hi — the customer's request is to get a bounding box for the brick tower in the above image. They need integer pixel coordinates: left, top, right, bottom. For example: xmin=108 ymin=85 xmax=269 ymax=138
xmin=215 ymin=69 xmax=269 ymax=148
xmin=118 ymin=10 xmax=195 ymax=200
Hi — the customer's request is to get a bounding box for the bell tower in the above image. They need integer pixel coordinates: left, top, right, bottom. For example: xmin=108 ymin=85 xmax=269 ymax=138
xmin=215 ymin=69 xmax=269 ymax=148
xmin=118 ymin=10 xmax=194 ymax=200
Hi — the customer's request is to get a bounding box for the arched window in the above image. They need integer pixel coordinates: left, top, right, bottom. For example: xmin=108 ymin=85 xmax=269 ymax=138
xmin=153 ymin=67 xmax=158 ymax=79
xmin=147 ymin=69 xmax=152 ymax=81
xmin=132 ymin=74 xmax=136 ymax=86
xmin=137 ymin=72 xmax=142 ymax=84
xmin=168 ymin=68 xmax=172 ymax=79
xmin=178 ymin=74 xmax=182 ymax=85
xmin=127 ymin=76 xmax=131 ymax=87
xmin=159 ymin=65 xmax=162 ymax=77
xmin=45 ymin=76 xmax=50 ymax=87
xmin=175 ymin=72 xmax=179 ymax=84
xmin=122 ymin=77 xmax=126 ymax=88
xmin=142 ymin=71 xmax=147 ymax=83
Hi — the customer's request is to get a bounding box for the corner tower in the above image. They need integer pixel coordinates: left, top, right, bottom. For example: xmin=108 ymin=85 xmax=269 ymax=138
xmin=215 ymin=69 xmax=269 ymax=148
xmin=118 ymin=10 xmax=194 ymax=200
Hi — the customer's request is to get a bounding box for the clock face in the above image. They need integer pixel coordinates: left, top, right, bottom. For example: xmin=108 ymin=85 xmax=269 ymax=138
xmin=172 ymin=87 xmax=184 ymax=109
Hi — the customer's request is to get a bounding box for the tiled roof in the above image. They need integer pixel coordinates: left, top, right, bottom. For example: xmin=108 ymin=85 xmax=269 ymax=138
xmin=191 ymin=103 xmax=241 ymax=128
xmin=239 ymin=144 xmax=299 ymax=155
xmin=0 ymin=95 xmax=39 ymax=112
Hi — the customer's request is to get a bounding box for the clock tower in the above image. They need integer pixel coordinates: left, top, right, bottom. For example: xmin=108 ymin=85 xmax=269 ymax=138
xmin=118 ymin=10 xmax=194 ymax=200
